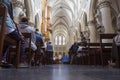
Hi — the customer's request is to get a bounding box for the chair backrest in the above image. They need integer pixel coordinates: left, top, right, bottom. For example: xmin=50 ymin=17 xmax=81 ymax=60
xmin=100 ymin=33 xmax=117 ymax=47
xmin=0 ymin=3 xmax=7 ymax=62
xmin=22 ymin=33 xmax=31 ymax=49
xmin=22 ymin=33 xmax=32 ymax=65
xmin=88 ymin=43 xmax=100 ymax=47
xmin=100 ymin=33 xmax=117 ymax=39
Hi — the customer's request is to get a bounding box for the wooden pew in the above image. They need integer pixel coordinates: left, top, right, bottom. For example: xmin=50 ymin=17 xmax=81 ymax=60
xmin=81 ymin=47 xmax=88 ymax=65
xmin=88 ymin=43 xmax=100 ymax=66
xmin=100 ymin=33 xmax=117 ymax=66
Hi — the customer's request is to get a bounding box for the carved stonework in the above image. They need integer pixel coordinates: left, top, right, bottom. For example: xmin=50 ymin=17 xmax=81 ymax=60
xmin=94 ymin=7 xmax=105 ymax=34
xmin=117 ymin=14 xmax=120 ymax=31
xmin=95 ymin=9 xmax=102 ymax=26
xmin=83 ymin=30 xmax=90 ymax=39
xmin=97 ymin=25 xmax=105 ymax=33
xmin=12 ymin=0 xmax=24 ymax=9
xmin=87 ymin=20 xmax=95 ymax=26
xmin=98 ymin=0 xmax=111 ymax=9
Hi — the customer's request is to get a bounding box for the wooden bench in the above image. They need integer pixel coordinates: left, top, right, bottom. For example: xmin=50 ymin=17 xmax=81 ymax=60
xmin=81 ymin=47 xmax=88 ymax=65
xmin=100 ymin=33 xmax=117 ymax=66
xmin=88 ymin=43 xmax=100 ymax=66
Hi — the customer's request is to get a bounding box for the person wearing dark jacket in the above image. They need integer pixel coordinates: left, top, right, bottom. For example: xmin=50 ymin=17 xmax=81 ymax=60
xmin=69 ymin=42 xmax=79 ymax=64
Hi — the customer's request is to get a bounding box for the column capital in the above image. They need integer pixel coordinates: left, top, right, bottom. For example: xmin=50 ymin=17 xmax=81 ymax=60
xmin=98 ymin=0 xmax=111 ymax=9
xmin=12 ymin=0 xmax=24 ymax=9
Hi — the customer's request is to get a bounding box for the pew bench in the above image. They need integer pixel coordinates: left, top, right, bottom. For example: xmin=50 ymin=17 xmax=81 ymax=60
xmin=88 ymin=43 xmax=100 ymax=66
xmin=100 ymin=33 xmax=117 ymax=66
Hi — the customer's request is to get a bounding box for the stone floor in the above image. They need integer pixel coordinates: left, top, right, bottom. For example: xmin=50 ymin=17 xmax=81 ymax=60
xmin=0 ymin=64 xmax=120 ymax=80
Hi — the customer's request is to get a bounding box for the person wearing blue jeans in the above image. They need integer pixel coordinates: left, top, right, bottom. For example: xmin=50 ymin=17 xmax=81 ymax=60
xmin=1 ymin=14 xmax=27 ymax=67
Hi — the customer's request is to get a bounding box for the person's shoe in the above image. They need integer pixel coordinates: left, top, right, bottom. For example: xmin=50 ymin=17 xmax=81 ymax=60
xmin=1 ymin=62 xmax=13 ymax=68
xmin=18 ymin=63 xmax=29 ymax=68
xmin=1 ymin=60 xmax=7 ymax=64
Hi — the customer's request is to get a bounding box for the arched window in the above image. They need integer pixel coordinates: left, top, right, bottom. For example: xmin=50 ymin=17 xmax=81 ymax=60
xmin=55 ymin=35 xmax=66 ymax=45
xmin=55 ymin=36 xmax=58 ymax=45
xmin=59 ymin=36 xmax=62 ymax=45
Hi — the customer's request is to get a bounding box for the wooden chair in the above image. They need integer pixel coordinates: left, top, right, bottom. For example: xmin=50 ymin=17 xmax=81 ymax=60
xmin=4 ymin=22 xmax=21 ymax=68
xmin=0 ymin=3 xmax=21 ymax=68
xmin=5 ymin=36 xmax=21 ymax=68
xmin=0 ymin=3 xmax=7 ymax=66
xmin=100 ymin=33 xmax=117 ymax=66
xmin=34 ymin=42 xmax=43 ymax=66
xmin=22 ymin=33 xmax=32 ymax=65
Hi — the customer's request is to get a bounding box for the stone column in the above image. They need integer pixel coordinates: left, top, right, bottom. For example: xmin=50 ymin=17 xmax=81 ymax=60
xmin=98 ymin=0 xmax=115 ymax=33
xmin=88 ymin=20 xmax=97 ymax=42
xmin=12 ymin=0 xmax=25 ymax=23
xmin=24 ymin=0 xmax=34 ymax=27
xmin=87 ymin=0 xmax=97 ymax=42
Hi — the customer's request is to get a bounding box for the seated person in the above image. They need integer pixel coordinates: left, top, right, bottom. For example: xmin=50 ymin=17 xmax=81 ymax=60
xmin=69 ymin=42 xmax=79 ymax=64
xmin=35 ymin=29 xmax=44 ymax=53
xmin=77 ymin=43 xmax=84 ymax=58
xmin=111 ymin=14 xmax=120 ymax=67
xmin=32 ymin=29 xmax=44 ymax=65
xmin=0 ymin=2 xmax=27 ymax=67
xmin=18 ymin=17 xmax=37 ymax=62
xmin=35 ymin=29 xmax=44 ymax=46
xmin=46 ymin=42 xmax=53 ymax=59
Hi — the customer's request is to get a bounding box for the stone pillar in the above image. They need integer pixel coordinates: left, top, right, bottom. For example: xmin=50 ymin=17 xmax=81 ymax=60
xmin=24 ymin=0 xmax=35 ymax=27
xmin=87 ymin=0 xmax=97 ymax=42
xmin=88 ymin=20 xmax=97 ymax=42
xmin=12 ymin=0 xmax=25 ymax=23
xmin=98 ymin=0 xmax=115 ymax=33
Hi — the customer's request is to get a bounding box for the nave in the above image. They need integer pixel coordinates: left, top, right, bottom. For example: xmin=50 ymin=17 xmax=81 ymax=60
xmin=0 ymin=64 xmax=120 ymax=80
xmin=0 ymin=0 xmax=120 ymax=79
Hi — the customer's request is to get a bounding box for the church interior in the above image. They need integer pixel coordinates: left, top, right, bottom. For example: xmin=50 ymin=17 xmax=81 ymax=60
xmin=0 ymin=0 xmax=120 ymax=80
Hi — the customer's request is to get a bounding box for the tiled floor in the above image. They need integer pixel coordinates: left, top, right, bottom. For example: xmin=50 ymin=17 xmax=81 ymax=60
xmin=0 ymin=64 xmax=120 ymax=80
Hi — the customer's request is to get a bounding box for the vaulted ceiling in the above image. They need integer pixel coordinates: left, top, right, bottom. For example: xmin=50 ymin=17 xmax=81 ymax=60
xmin=46 ymin=0 xmax=87 ymax=44
xmin=47 ymin=0 xmax=75 ymax=30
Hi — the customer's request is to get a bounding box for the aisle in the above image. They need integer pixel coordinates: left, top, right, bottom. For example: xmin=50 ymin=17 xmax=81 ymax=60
xmin=0 ymin=64 xmax=120 ymax=80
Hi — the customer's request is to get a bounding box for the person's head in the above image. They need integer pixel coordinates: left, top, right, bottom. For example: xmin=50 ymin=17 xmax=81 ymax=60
xmin=35 ymin=28 xmax=39 ymax=31
xmin=74 ymin=42 xmax=78 ymax=45
xmin=80 ymin=32 xmax=83 ymax=35
xmin=48 ymin=41 xmax=51 ymax=44
xmin=20 ymin=17 xmax=29 ymax=23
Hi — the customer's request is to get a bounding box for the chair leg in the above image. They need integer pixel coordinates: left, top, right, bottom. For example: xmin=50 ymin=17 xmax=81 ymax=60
xmin=101 ymin=52 xmax=104 ymax=66
xmin=15 ymin=41 xmax=20 ymax=68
